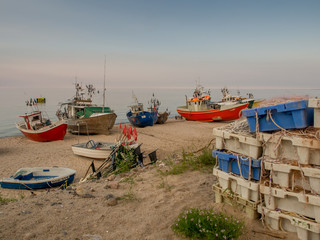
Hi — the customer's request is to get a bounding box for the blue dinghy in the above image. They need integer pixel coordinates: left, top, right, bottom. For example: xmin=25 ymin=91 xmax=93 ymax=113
xmin=127 ymin=93 xmax=158 ymax=127
xmin=0 ymin=167 xmax=76 ymax=189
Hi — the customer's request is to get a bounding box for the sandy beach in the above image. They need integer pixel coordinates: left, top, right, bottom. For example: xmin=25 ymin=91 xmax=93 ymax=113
xmin=0 ymin=119 xmax=298 ymax=240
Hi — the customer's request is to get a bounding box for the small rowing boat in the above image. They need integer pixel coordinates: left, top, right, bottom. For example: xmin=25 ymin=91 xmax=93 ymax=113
xmin=72 ymin=140 xmax=139 ymax=160
xmin=0 ymin=167 xmax=76 ymax=189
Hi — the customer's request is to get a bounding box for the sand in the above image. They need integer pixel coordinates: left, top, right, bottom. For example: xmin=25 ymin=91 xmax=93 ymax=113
xmin=0 ymin=119 xmax=298 ymax=240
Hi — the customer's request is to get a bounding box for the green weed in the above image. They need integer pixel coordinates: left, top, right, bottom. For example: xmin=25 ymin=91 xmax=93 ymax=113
xmin=172 ymin=208 xmax=245 ymax=240
xmin=0 ymin=194 xmax=17 ymax=205
xmin=159 ymin=148 xmax=216 ymax=176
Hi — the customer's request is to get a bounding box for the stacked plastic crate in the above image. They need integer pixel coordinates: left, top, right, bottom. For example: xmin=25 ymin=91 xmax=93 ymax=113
xmin=212 ymin=118 xmax=263 ymax=219
xmin=242 ymin=99 xmax=320 ymax=240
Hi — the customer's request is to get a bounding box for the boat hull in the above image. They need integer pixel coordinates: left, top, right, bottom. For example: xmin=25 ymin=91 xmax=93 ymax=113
xmin=67 ymin=112 xmax=117 ymax=135
xmin=0 ymin=167 xmax=76 ymax=189
xmin=156 ymin=112 xmax=169 ymax=124
xmin=72 ymin=142 xmax=139 ymax=160
xmin=176 ymin=103 xmax=249 ymax=122
xmin=17 ymin=121 xmax=67 ymax=142
xmin=127 ymin=111 xmax=158 ymax=127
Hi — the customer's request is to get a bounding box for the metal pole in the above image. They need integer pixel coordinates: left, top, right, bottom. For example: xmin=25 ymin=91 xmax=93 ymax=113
xmin=103 ymin=55 xmax=106 ymax=112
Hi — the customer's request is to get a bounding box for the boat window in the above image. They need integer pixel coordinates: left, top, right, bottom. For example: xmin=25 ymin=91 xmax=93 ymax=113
xmin=32 ymin=115 xmax=40 ymax=121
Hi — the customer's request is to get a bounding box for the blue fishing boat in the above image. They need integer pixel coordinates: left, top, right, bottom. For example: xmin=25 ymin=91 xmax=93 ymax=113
xmin=126 ymin=93 xmax=158 ymax=127
xmin=0 ymin=167 xmax=76 ymax=189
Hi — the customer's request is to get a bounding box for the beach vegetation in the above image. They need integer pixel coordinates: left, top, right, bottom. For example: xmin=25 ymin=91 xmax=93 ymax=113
xmin=159 ymin=148 xmax=216 ymax=176
xmin=118 ymin=176 xmax=138 ymax=202
xmin=120 ymin=176 xmax=135 ymax=185
xmin=172 ymin=208 xmax=245 ymax=240
xmin=103 ymin=146 xmax=139 ymax=178
xmin=118 ymin=191 xmax=137 ymax=201
xmin=114 ymin=147 xmax=137 ymax=175
xmin=0 ymin=194 xmax=17 ymax=205
xmin=157 ymin=177 xmax=173 ymax=191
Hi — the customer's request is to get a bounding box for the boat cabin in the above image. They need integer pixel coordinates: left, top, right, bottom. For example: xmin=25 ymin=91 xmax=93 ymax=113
xmin=186 ymin=96 xmax=219 ymax=111
xmin=129 ymin=103 xmax=144 ymax=115
xmin=19 ymin=111 xmax=51 ymax=130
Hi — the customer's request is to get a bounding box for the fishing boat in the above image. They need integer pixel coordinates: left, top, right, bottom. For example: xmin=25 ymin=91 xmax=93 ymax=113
xmin=72 ymin=140 xmax=139 ymax=160
xmin=16 ymin=101 xmax=67 ymax=142
xmin=56 ymin=82 xmax=117 ymax=135
xmin=126 ymin=93 xmax=158 ymax=127
xmin=0 ymin=167 xmax=76 ymax=189
xmin=220 ymin=87 xmax=255 ymax=109
xmin=148 ymin=95 xmax=170 ymax=124
xmin=176 ymin=84 xmax=249 ymax=122
xmin=156 ymin=111 xmax=170 ymax=124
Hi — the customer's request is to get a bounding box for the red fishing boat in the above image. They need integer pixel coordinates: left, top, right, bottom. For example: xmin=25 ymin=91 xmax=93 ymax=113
xmin=176 ymin=84 xmax=249 ymax=122
xmin=16 ymin=110 xmax=67 ymax=142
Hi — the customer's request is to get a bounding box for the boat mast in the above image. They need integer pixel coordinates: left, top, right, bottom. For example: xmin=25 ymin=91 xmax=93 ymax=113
xmin=103 ymin=55 xmax=106 ymax=112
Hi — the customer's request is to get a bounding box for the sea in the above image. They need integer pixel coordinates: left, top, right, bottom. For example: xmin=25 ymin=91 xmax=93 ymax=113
xmin=1 ymin=87 xmax=319 ymax=138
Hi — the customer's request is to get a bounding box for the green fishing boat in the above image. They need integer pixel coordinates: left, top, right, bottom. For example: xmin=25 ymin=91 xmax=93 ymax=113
xmin=56 ymin=83 xmax=117 ymax=135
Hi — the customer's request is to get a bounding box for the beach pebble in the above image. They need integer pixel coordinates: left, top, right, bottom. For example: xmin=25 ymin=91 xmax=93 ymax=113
xmin=104 ymin=194 xmax=118 ymax=206
xmin=23 ymin=232 xmax=36 ymax=240
xmin=75 ymin=186 xmax=85 ymax=195
xmin=21 ymin=210 xmax=32 ymax=214
xmin=83 ymin=234 xmax=102 ymax=240
xmin=104 ymin=181 xmax=119 ymax=189
xmin=80 ymin=193 xmax=95 ymax=198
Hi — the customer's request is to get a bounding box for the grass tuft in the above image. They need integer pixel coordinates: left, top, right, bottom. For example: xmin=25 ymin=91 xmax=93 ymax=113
xmin=159 ymin=148 xmax=216 ymax=176
xmin=0 ymin=194 xmax=17 ymax=205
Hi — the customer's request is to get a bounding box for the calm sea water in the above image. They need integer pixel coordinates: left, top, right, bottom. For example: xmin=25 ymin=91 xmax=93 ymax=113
xmin=1 ymin=87 xmax=319 ymax=138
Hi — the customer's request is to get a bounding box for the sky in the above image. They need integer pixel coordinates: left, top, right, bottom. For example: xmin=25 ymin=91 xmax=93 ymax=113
xmin=0 ymin=0 xmax=319 ymax=89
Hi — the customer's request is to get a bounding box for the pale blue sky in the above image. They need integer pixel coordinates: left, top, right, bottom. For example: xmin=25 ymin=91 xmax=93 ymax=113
xmin=0 ymin=0 xmax=319 ymax=89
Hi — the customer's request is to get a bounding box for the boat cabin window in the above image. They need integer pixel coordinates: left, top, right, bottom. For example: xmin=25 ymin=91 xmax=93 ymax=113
xmin=32 ymin=115 xmax=40 ymax=121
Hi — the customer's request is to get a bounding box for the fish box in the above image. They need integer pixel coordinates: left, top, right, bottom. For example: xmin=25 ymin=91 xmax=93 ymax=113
xmin=263 ymin=159 xmax=320 ymax=194
xmin=212 ymin=183 xmax=259 ymax=219
xmin=259 ymin=132 xmax=320 ymax=166
xmin=212 ymin=149 xmax=261 ymax=180
xmin=308 ymin=98 xmax=320 ymax=128
xmin=258 ymin=205 xmax=320 ymax=240
xmin=213 ymin=168 xmax=260 ymax=202
xmin=213 ymin=128 xmax=263 ymax=159
xmin=242 ymin=100 xmax=314 ymax=132
xmin=260 ymin=184 xmax=320 ymax=223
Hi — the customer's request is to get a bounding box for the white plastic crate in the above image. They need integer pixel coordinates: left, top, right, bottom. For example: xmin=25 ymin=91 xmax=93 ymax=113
xmin=264 ymin=159 xmax=320 ymax=194
xmin=260 ymin=184 xmax=320 ymax=223
xmin=308 ymin=98 xmax=320 ymax=128
xmin=258 ymin=205 xmax=320 ymax=240
xmin=213 ymin=128 xmax=263 ymax=159
xmin=213 ymin=168 xmax=260 ymax=202
xmin=212 ymin=183 xmax=258 ymax=219
xmin=259 ymin=132 xmax=320 ymax=166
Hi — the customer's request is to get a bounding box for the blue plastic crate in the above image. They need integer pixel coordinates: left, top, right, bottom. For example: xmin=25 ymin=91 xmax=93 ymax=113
xmin=239 ymin=156 xmax=261 ymax=181
xmin=212 ymin=149 xmax=239 ymax=175
xmin=242 ymin=100 xmax=314 ymax=132
xmin=212 ymin=149 xmax=261 ymax=180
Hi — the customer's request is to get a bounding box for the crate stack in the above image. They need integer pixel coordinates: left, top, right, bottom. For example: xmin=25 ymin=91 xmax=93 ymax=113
xmin=212 ymin=99 xmax=320 ymax=240
xmin=212 ymin=118 xmax=263 ymax=219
